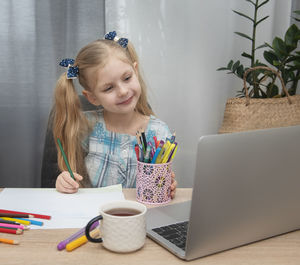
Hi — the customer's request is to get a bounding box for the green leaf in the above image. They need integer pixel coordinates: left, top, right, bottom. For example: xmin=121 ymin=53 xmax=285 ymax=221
xmin=241 ymin=52 xmax=253 ymax=59
xmin=255 ymin=43 xmax=268 ymax=50
xmin=227 ymin=60 xmax=234 ymax=69
xmin=293 ymin=10 xmax=300 ymax=16
xmin=233 ymin=10 xmax=254 ymax=22
xmin=273 ymin=61 xmax=281 ymax=66
xmin=288 ymin=71 xmax=295 ymax=80
xmin=234 ymin=32 xmax=253 ymax=41
xmin=287 ymin=65 xmax=300 ymax=71
xmin=217 ymin=67 xmax=228 ymax=71
xmin=246 ymin=73 xmax=253 ymax=84
xmin=263 ymin=51 xmax=278 ymax=65
xmin=264 ymin=42 xmax=273 ymax=49
xmin=266 ymin=83 xmax=279 ymax=98
xmin=255 ymin=15 xmax=269 ymax=26
xmin=232 ymin=60 xmax=240 ymax=72
xmin=285 ymin=55 xmax=300 ymax=64
xmin=236 ymin=65 xmax=244 ymax=78
xmin=284 ymin=24 xmax=299 ymax=49
xmin=272 ymin=37 xmax=287 ymax=57
xmin=253 ymin=60 xmax=267 ymax=67
xmin=258 ymin=0 xmax=269 ymax=9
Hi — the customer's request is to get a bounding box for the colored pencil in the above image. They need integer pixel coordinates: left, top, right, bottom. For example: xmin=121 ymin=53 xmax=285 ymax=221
xmin=57 ymin=138 xmax=75 ymax=180
xmin=0 ymin=209 xmax=51 ymax=220
xmin=0 ymin=226 xmax=18 ymax=230
xmin=0 ymin=217 xmax=30 ymax=226
xmin=0 ymin=227 xmax=23 ymax=235
xmin=0 ymin=219 xmax=20 ymax=225
xmin=0 ymin=223 xmax=27 ymax=230
xmin=0 ymin=213 xmax=34 ymax=218
xmin=153 ymin=136 xmax=158 ymax=149
xmin=136 ymin=131 xmax=141 ymax=145
xmin=0 ymin=238 xmax=19 ymax=245
xmin=134 ymin=144 xmax=140 ymax=161
xmin=66 ymin=228 xmax=100 ymax=251
xmin=170 ymin=131 xmax=176 ymax=143
xmin=141 ymin=131 xmax=147 ymax=152
xmin=14 ymin=218 xmax=43 ymax=226
xmin=57 ymin=221 xmax=99 ymax=250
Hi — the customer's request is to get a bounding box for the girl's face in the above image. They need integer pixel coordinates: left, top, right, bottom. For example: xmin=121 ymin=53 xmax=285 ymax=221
xmin=83 ymin=56 xmax=141 ymax=115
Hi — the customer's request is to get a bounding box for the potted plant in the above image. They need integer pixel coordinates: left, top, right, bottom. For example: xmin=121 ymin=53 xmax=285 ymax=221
xmin=217 ymin=0 xmax=300 ymax=98
xmin=217 ymin=0 xmax=300 ymax=134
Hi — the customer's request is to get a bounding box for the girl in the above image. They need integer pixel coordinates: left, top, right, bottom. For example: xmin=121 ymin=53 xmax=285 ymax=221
xmin=53 ymin=31 xmax=177 ymax=197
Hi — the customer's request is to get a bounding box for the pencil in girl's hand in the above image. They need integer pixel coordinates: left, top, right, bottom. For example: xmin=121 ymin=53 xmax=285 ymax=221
xmin=0 ymin=238 xmax=19 ymax=245
xmin=0 ymin=213 xmax=34 ymax=218
xmin=57 ymin=138 xmax=75 ymax=180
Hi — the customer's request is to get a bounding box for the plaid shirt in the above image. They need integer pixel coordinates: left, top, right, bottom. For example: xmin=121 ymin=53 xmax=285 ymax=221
xmin=83 ymin=109 xmax=171 ymax=188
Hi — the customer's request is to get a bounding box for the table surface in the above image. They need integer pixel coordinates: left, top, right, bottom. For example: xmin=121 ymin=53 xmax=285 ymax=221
xmin=1 ymin=188 xmax=300 ymax=265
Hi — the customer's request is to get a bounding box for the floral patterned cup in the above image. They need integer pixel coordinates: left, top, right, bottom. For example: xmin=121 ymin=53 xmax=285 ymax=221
xmin=136 ymin=160 xmax=172 ymax=205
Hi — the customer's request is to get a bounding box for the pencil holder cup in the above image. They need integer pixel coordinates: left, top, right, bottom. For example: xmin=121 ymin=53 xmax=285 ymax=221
xmin=136 ymin=161 xmax=172 ymax=205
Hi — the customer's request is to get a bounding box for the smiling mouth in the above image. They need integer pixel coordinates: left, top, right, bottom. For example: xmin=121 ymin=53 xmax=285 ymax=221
xmin=118 ymin=96 xmax=133 ymax=105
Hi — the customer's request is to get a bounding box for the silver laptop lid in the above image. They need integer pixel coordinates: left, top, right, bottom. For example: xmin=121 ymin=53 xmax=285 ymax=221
xmin=186 ymin=125 xmax=300 ymax=259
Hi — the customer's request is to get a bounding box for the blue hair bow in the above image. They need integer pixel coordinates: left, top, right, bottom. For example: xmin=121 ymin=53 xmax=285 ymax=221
xmin=59 ymin=58 xmax=79 ymax=79
xmin=104 ymin=31 xmax=128 ymax=48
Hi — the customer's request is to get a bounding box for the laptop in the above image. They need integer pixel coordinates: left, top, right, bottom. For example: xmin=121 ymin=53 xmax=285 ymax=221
xmin=146 ymin=125 xmax=300 ymax=260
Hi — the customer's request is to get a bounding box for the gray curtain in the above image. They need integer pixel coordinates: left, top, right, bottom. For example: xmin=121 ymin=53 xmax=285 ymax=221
xmin=0 ymin=0 xmax=105 ymax=187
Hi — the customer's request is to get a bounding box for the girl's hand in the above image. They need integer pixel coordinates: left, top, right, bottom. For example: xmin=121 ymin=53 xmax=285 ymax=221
xmin=171 ymin=171 xmax=177 ymax=199
xmin=55 ymin=171 xmax=83 ymax=193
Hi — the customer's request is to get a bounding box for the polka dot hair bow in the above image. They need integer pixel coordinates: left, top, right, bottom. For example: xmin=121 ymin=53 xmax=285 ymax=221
xmin=104 ymin=31 xmax=128 ymax=48
xmin=59 ymin=58 xmax=79 ymax=79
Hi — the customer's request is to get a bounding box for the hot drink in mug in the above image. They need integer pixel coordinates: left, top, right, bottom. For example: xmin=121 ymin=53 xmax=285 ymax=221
xmin=85 ymin=200 xmax=147 ymax=253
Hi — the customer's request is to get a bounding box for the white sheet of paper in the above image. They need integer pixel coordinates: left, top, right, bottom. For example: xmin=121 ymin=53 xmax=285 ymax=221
xmin=0 ymin=185 xmax=125 ymax=229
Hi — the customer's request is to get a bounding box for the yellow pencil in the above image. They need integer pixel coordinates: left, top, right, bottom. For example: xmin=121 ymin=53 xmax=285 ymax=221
xmin=161 ymin=143 xmax=176 ymax=164
xmin=170 ymin=145 xmax=178 ymax=161
xmin=0 ymin=217 xmax=31 ymax=226
xmin=66 ymin=228 xmax=100 ymax=252
xmin=156 ymin=141 xmax=171 ymax=164
xmin=0 ymin=238 xmax=19 ymax=245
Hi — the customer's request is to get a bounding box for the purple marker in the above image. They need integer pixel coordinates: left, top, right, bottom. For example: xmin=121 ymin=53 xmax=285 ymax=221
xmin=57 ymin=221 xmax=99 ymax=250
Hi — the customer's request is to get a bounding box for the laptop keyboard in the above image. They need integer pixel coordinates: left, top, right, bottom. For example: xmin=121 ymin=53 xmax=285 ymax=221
xmin=152 ymin=221 xmax=189 ymax=250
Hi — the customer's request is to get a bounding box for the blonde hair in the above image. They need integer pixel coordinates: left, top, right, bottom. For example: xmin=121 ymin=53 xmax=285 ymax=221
xmin=53 ymin=39 xmax=153 ymax=184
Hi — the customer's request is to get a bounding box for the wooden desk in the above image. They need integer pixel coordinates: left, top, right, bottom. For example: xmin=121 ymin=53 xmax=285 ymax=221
xmin=1 ymin=188 xmax=300 ymax=265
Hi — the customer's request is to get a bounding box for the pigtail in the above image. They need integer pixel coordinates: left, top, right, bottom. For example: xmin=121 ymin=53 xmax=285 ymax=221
xmin=52 ymin=73 xmax=90 ymax=184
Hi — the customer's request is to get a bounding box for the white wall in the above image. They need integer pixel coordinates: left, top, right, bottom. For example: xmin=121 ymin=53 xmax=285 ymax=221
xmin=106 ymin=0 xmax=292 ymax=187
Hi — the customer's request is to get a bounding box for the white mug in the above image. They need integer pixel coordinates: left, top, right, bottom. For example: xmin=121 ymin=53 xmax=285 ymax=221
xmin=85 ymin=200 xmax=147 ymax=253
